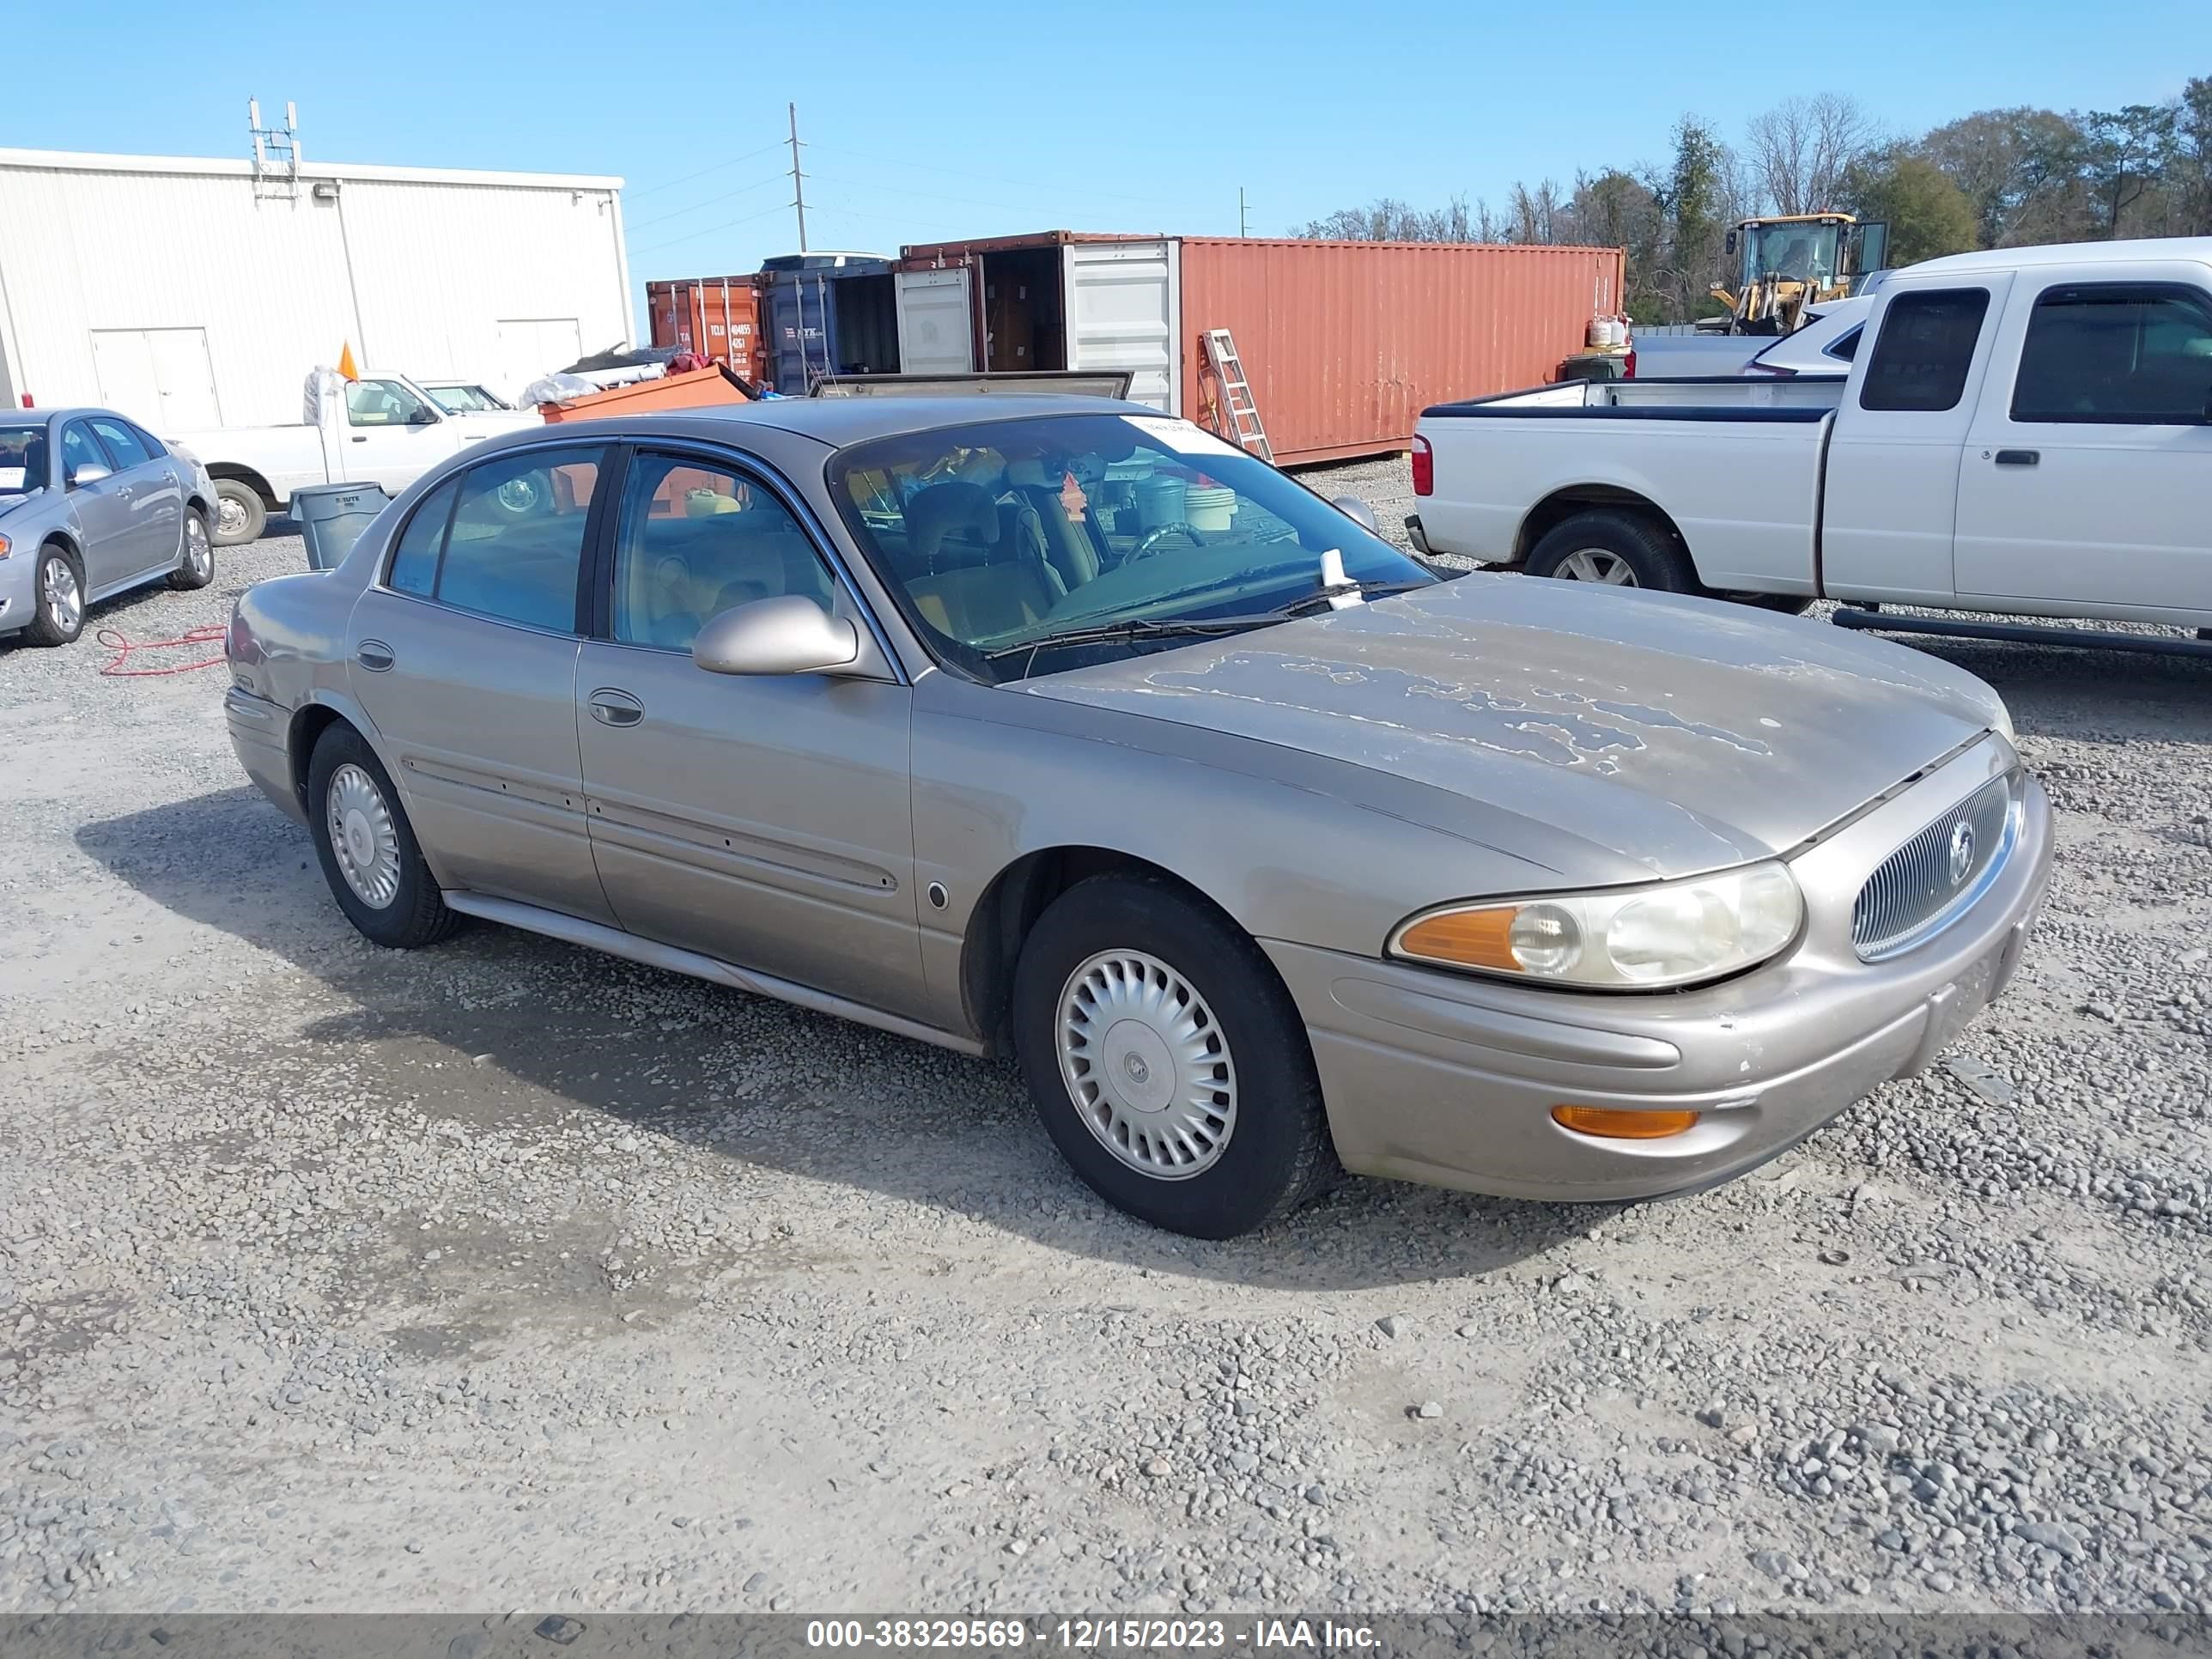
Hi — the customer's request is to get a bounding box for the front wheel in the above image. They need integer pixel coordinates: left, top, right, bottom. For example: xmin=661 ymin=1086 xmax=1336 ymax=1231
xmin=24 ymin=544 xmax=85 ymax=647
xmin=211 ymin=480 xmax=267 ymax=546
xmin=1526 ymin=510 xmax=1698 ymax=592
xmin=1011 ymin=874 xmax=1340 ymax=1237
xmin=169 ymin=510 xmax=216 ymax=589
xmin=307 ymin=726 xmax=458 ymax=949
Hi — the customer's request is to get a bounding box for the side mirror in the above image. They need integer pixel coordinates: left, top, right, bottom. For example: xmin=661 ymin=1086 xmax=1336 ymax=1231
xmin=67 ymin=462 xmax=112 ymax=489
xmin=1725 ymin=229 xmax=1739 ymax=258
xmin=1331 ymin=495 xmax=1380 ymax=533
xmin=693 ymin=594 xmax=861 ymax=677
xmin=408 ymin=405 xmax=440 ymax=426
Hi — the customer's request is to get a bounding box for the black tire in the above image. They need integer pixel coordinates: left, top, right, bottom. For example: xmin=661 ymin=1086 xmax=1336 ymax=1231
xmin=1011 ymin=873 xmax=1340 ymax=1238
xmin=211 ymin=479 xmax=268 ymax=546
xmin=1527 ymin=509 xmax=1699 ymax=593
xmin=23 ymin=544 xmax=85 ymax=647
xmin=488 ymin=469 xmax=553 ymax=522
xmin=1733 ymin=592 xmax=1814 ymax=616
xmin=168 ymin=509 xmax=216 ymax=590
xmin=306 ymin=724 xmax=458 ymax=949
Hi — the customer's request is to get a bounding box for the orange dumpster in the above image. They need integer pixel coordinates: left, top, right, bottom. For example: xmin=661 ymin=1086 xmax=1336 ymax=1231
xmin=537 ymin=363 xmax=761 ymax=422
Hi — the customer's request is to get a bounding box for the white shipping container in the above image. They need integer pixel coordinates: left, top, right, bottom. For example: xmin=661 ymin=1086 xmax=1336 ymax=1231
xmin=0 ymin=148 xmax=633 ymax=427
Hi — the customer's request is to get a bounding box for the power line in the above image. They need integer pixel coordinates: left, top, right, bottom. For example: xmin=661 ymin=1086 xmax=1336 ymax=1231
xmin=624 ymin=141 xmax=785 ymax=202
xmin=805 ymin=143 xmax=1179 ymax=209
xmin=630 ymin=200 xmax=795 ymax=258
xmin=807 ymin=170 xmax=1158 ymax=224
xmin=627 ymin=172 xmax=787 ymax=234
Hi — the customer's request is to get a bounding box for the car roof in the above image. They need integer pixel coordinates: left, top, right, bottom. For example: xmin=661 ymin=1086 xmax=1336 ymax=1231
xmin=6 ymin=409 xmax=121 ymax=426
xmin=661 ymin=393 xmax=1162 ymax=447
xmin=1905 ymin=236 xmax=2212 ymax=277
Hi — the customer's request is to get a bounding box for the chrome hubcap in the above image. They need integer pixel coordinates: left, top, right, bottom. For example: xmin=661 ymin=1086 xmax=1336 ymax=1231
xmin=1559 ymin=549 xmax=1638 ymax=585
xmin=185 ymin=517 xmax=211 ymax=576
xmin=326 ymin=763 xmax=402 ymax=908
xmin=216 ymin=493 xmax=248 ymax=536
xmin=43 ymin=557 xmax=82 ymax=630
xmin=495 ymin=475 xmax=542 ymax=514
xmin=1057 ymin=949 xmax=1237 ymax=1180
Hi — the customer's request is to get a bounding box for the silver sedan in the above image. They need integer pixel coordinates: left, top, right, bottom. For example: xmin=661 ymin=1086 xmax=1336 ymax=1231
xmin=0 ymin=409 xmax=218 ymax=645
xmin=224 ymin=397 xmax=2051 ymax=1237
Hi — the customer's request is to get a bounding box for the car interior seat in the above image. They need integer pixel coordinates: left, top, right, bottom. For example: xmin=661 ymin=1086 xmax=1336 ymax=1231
xmin=899 ymin=482 xmax=1057 ymax=641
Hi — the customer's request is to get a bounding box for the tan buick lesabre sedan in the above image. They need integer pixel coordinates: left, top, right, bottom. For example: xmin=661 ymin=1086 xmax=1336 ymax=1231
xmin=225 ymin=398 xmax=2051 ymax=1237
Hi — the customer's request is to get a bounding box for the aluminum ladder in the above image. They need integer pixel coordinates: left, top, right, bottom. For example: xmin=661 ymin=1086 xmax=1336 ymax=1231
xmin=1200 ymin=329 xmax=1273 ymax=463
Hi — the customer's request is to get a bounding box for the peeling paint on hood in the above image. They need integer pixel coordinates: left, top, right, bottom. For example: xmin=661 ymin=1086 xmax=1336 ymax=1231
xmin=1019 ymin=574 xmax=2008 ymax=878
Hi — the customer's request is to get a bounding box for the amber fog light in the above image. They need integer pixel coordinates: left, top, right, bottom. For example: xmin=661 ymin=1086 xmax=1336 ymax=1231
xmin=1550 ymin=1105 xmax=1700 ymax=1140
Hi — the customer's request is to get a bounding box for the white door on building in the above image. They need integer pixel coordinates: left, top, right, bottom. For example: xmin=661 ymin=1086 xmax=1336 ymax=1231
xmin=894 ymin=269 xmax=975 ymax=374
xmin=496 ymin=318 xmax=584 ymax=398
xmin=89 ymin=327 xmax=222 ymax=428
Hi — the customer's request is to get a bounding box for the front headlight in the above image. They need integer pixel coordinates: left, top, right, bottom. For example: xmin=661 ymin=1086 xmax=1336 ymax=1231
xmin=1389 ymin=861 xmax=1804 ymax=991
xmin=1990 ymin=699 xmax=2016 ymax=746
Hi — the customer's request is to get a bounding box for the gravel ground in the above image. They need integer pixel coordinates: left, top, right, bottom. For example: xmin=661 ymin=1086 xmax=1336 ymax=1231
xmin=2 ymin=486 xmax=2209 ymax=1619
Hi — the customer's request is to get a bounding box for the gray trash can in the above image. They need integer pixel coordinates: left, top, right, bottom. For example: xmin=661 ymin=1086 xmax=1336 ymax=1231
xmin=291 ymin=481 xmax=393 ymax=572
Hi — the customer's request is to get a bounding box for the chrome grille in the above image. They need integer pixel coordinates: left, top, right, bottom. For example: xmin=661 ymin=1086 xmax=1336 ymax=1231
xmin=1851 ymin=774 xmax=2019 ymax=961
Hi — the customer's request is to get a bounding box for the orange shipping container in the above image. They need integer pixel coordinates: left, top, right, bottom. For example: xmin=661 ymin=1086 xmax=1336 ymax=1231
xmin=1176 ymin=239 xmax=1624 ymax=465
xmin=646 ymin=276 xmax=765 ymax=380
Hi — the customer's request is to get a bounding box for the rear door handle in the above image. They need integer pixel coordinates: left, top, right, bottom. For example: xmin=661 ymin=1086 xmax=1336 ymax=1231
xmin=356 ymin=641 xmax=395 ymax=672
xmin=588 ymin=689 xmax=644 ymax=727
xmin=1994 ymin=449 xmax=2039 ymax=467
xmin=350 ymin=435 xmax=368 ymax=443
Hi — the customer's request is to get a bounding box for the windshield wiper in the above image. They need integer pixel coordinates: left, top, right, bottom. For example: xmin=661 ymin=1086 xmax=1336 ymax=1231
xmin=981 ymin=615 xmax=1267 ymax=663
xmin=1268 ymin=578 xmax=1431 ymax=618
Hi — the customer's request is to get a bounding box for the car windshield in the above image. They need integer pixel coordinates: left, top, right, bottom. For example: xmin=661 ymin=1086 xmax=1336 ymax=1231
xmin=426 ymin=384 xmax=507 ymax=413
xmin=0 ymin=422 xmax=46 ymax=497
xmin=824 ymin=411 xmax=1431 ymax=684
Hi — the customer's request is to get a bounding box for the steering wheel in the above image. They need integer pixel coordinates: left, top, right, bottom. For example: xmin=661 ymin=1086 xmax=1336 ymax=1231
xmin=1130 ymin=522 xmax=1206 ymax=561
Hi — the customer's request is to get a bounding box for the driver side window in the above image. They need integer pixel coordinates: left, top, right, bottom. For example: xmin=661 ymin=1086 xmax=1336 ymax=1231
xmin=58 ymin=422 xmax=107 ymax=484
xmin=610 ymin=453 xmax=837 ymax=652
xmin=347 ymin=379 xmax=431 ymax=428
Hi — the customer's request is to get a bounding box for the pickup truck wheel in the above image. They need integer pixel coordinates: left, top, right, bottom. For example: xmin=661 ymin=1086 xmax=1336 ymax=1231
xmin=489 ymin=471 xmax=552 ymax=521
xmin=1527 ymin=511 xmax=1698 ymax=593
xmin=1011 ymin=874 xmax=1341 ymax=1239
xmin=211 ymin=480 xmax=267 ymax=546
xmin=307 ymin=726 xmax=458 ymax=950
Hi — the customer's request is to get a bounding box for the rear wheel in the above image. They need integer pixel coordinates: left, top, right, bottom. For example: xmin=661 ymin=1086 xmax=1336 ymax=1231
xmin=1527 ymin=510 xmax=1698 ymax=593
xmin=169 ymin=509 xmax=216 ymax=589
xmin=211 ymin=480 xmax=267 ymax=546
xmin=1011 ymin=874 xmax=1340 ymax=1238
xmin=307 ymin=725 xmax=457 ymax=949
xmin=24 ymin=544 xmax=85 ymax=647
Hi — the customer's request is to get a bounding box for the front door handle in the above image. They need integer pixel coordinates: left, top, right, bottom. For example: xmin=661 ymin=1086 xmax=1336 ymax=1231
xmin=588 ymin=689 xmax=644 ymax=727
xmin=1994 ymin=449 xmax=2039 ymax=467
xmin=356 ymin=641 xmax=395 ymax=672
xmin=351 ymin=435 xmax=368 ymax=443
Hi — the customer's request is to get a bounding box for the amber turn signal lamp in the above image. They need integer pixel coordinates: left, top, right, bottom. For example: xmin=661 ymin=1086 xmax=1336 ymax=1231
xmin=1395 ymin=906 xmax=1519 ymax=971
xmin=1549 ymin=1105 xmax=1701 ymax=1140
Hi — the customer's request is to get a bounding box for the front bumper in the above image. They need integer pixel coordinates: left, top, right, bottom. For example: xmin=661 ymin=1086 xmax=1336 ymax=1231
xmin=1267 ymin=740 xmax=2053 ymax=1203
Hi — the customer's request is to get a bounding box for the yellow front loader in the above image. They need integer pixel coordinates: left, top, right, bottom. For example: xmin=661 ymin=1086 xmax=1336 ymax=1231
xmin=1706 ymin=213 xmax=1889 ymax=335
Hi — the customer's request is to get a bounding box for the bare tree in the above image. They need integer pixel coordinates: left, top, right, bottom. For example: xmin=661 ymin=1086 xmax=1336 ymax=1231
xmin=1506 ymin=179 xmax=1566 ymax=243
xmin=1744 ymin=93 xmax=1877 ymax=213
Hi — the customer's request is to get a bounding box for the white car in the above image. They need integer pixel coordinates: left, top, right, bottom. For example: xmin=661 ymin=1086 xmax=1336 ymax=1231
xmin=1408 ymin=238 xmax=2212 ymax=640
xmin=1743 ymin=295 xmax=1875 ymax=377
xmin=166 ymin=371 xmax=539 ymax=544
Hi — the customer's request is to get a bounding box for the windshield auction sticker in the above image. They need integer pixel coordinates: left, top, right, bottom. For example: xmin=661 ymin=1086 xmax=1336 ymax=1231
xmin=1122 ymin=416 xmax=1246 ymax=459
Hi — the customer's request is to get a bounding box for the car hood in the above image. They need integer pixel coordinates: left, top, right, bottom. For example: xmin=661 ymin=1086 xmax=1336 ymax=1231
xmin=1017 ymin=574 xmax=2009 ymax=880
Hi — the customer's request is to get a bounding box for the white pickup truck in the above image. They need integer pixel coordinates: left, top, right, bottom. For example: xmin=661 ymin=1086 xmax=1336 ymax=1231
xmin=1410 ymin=239 xmax=2212 ymax=646
xmin=167 ymin=372 xmax=538 ymax=544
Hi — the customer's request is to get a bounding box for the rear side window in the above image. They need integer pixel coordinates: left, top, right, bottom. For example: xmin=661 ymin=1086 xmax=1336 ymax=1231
xmin=1825 ymin=325 xmax=1863 ymax=363
xmin=2012 ymin=283 xmax=2212 ymax=424
xmin=431 ymin=447 xmax=607 ymax=632
xmin=386 ymin=479 xmax=458 ymax=596
xmin=88 ymin=417 xmax=152 ymax=468
xmin=1860 ymin=289 xmax=1990 ymax=412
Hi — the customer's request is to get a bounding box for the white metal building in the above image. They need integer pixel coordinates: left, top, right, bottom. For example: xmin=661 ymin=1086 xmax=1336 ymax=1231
xmin=0 ymin=146 xmax=632 ymax=428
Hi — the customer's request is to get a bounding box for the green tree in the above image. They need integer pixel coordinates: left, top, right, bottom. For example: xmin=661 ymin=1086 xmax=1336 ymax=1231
xmin=1653 ymin=116 xmax=1730 ymax=320
xmin=1839 ymin=149 xmax=1978 ymax=264
xmin=2182 ymin=76 xmax=2212 ymax=234
xmin=2085 ymin=103 xmax=2180 ymax=234
xmin=1919 ymin=106 xmax=2093 ymax=246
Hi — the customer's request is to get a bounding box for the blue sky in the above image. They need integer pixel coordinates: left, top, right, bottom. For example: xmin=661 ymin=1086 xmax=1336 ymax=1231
xmin=8 ymin=0 xmax=2206 ymax=305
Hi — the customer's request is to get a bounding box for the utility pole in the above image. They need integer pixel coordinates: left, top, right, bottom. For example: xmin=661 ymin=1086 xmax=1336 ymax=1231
xmin=788 ymin=102 xmax=808 ymax=252
xmin=1238 ymin=186 xmax=1249 ymax=237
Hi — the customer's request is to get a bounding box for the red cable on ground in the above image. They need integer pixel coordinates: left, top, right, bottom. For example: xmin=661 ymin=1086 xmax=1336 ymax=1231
xmin=94 ymin=625 xmax=229 ymax=678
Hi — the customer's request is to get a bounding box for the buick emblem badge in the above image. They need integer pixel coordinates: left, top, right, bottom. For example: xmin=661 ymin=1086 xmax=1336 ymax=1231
xmin=1947 ymin=821 xmax=1977 ymax=885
